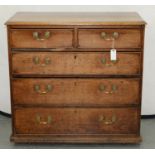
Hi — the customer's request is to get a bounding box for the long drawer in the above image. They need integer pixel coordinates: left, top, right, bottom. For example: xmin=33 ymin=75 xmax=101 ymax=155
xmin=10 ymin=29 xmax=73 ymax=48
xmin=12 ymin=78 xmax=140 ymax=106
xmin=14 ymin=107 xmax=140 ymax=134
xmin=78 ymin=29 xmax=141 ymax=49
xmin=12 ymin=52 xmax=141 ymax=76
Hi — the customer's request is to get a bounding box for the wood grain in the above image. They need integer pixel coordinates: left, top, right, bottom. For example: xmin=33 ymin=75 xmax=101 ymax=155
xmin=5 ymin=12 xmax=146 ymax=26
xmin=10 ymin=29 xmax=73 ymax=48
xmin=78 ymin=29 xmax=141 ymax=49
xmin=12 ymin=78 xmax=140 ymax=106
xmin=12 ymin=52 xmax=141 ymax=76
xmin=10 ymin=134 xmax=142 ymax=144
xmin=14 ymin=107 xmax=140 ymax=134
xmin=6 ymin=12 xmax=145 ymax=143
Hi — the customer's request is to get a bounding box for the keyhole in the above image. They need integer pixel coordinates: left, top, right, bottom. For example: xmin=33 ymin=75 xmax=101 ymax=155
xmin=74 ymin=109 xmax=77 ymax=114
xmin=74 ymin=82 xmax=77 ymax=86
xmin=74 ymin=55 xmax=77 ymax=60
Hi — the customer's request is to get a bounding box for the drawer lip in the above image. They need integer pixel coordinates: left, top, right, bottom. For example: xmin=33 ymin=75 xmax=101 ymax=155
xmin=13 ymin=107 xmax=140 ymax=135
xmin=9 ymin=28 xmax=143 ymax=51
xmin=12 ymin=78 xmax=141 ymax=106
xmin=12 ymin=74 xmax=142 ymax=78
xmin=12 ymin=133 xmax=140 ymax=136
xmin=11 ymin=51 xmax=142 ymax=77
xmin=13 ymin=103 xmax=140 ymax=108
xmin=11 ymin=48 xmax=143 ymax=52
xmin=78 ymin=28 xmax=142 ymax=49
xmin=10 ymin=28 xmax=74 ymax=49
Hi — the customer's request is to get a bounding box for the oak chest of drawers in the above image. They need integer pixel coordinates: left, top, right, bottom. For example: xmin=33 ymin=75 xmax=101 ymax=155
xmin=6 ymin=12 xmax=146 ymax=143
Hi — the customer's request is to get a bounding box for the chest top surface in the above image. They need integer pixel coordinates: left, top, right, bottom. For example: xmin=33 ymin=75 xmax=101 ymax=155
xmin=6 ymin=12 xmax=146 ymax=26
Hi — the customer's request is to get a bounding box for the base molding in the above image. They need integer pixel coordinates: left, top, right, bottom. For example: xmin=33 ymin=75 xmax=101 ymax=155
xmin=11 ymin=134 xmax=142 ymax=144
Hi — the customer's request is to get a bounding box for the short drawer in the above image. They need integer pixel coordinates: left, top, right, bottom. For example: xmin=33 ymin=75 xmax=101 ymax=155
xmin=12 ymin=78 xmax=140 ymax=106
xmin=12 ymin=52 xmax=141 ymax=76
xmin=78 ymin=29 xmax=141 ymax=49
xmin=10 ymin=29 xmax=73 ymax=48
xmin=14 ymin=107 xmax=140 ymax=134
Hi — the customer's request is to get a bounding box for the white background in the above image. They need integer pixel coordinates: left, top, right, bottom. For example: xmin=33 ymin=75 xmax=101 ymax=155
xmin=0 ymin=5 xmax=154 ymax=115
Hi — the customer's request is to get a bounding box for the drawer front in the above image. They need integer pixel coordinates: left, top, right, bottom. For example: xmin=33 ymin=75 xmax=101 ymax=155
xmin=12 ymin=78 xmax=140 ymax=105
xmin=14 ymin=107 xmax=140 ymax=134
xmin=10 ymin=29 xmax=73 ymax=48
xmin=78 ymin=29 xmax=141 ymax=49
xmin=12 ymin=52 xmax=141 ymax=76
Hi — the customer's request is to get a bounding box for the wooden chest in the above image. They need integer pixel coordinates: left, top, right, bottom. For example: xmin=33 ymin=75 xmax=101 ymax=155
xmin=6 ymin=12 xmax=146 ymax=143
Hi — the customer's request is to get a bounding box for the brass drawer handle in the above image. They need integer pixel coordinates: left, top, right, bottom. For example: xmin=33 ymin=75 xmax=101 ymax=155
xmin=101 ymin=32 xmax=119 ymax=41
xmin=33 ymin=31 xmax=51 ymax=41
xmin=101 ymin=57 xmax=106 ymax=64
xmin=33 ymin=57 xmax=51 ymax=66
xmin=101 ymin=57 xmax=119 ymax=66
xmin=34 ymin=84 xmax=53 ymax=94
xmin=99 ymin=84 xmax=117 ymax=94
xmin=99 ymin=84 xmax=105 ymax=92
xmin=36 ymin=115 xmax=52 ymax=125
xmin=99 ymin=115 xmax=116 ymax=125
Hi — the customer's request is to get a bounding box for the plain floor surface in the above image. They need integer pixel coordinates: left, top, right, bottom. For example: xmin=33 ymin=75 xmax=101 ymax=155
xmin=0 ymin=114 xmax=155 ymax=149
